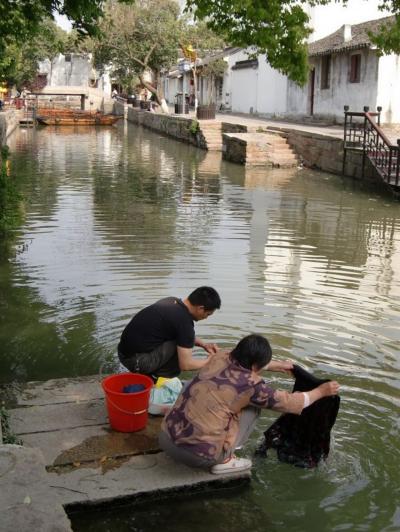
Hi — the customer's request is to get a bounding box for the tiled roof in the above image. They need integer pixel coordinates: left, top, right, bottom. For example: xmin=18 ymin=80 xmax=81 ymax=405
xmin=309 ymin=15 xmax=395 ymax=56
xmin=201 ymin=47 xmax=242 ymax=65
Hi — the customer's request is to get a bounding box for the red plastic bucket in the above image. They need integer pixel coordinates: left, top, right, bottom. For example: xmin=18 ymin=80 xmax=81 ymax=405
xmin=102 ymin=373 xmax=153 ymax=432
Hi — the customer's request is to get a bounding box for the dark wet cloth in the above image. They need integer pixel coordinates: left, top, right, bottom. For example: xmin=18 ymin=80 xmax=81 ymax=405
xmin=122 ymin=384 xmax=145 ymax=393
xmin=256 ymin=365 xmax=340 ymax=468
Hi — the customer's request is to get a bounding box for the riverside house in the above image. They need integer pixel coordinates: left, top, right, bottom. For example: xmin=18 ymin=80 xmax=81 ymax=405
xmin=287 ymin=16 xmax=400 ymax=124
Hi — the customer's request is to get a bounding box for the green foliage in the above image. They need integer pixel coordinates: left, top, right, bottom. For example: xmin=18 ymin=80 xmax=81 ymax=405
xmin=189 ymin=119 xmax=200 ymax=135
xmin=200 ymin=57 xmax=227 ymax=78
xmin=0 ymin=145 xmax=23 ymax=235
xmin=369 ymin=15 xmax=400 ymax=55
xmin=0 ymin=0 xmax=133 ymax=80
xmin=181 ymin=19 xmax=226 ymax=58
xmin=0 ymin=404 xmax=23 ymax=445
xmin=186 ymin=0 xmax=400 ymax=85
xmin=93 ymin=0 xmax=184 ymax=100
xmin=186 ymin=0 xmax=312 ymax=85
xmin=2 ymin=19 xmax=67 ymax=89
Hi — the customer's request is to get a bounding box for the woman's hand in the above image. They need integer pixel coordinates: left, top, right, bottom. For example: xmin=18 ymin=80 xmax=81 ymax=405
xmin=317 ymin=381 xmax=340 ymax=398
xmin=264 ymin=360 xmax=294 ymax=374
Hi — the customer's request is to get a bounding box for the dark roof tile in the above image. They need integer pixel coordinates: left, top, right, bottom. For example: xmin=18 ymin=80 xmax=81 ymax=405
xmin=309 ymin=15 xmax=395 ymax=56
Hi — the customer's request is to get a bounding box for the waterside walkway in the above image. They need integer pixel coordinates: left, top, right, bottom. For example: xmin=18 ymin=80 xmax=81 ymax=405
xmin=0 ymin=376 xmax=250 ymax=531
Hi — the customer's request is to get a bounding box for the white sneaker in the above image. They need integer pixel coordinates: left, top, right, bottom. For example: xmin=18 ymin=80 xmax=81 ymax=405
xmin=211 ymin=456 xmax=252 ymax=475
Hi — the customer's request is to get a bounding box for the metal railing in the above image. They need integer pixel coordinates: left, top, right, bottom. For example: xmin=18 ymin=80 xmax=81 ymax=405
xmin=343 ymin=105 xmax=400 ymax=187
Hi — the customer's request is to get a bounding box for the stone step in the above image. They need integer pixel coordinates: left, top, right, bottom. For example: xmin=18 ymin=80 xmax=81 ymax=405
xmin=247 ymin=149 xmax=297 ymax=157
xmin=247 ymin=150 xmax=297 ymax=158
xmin=4 ymin=375 xmax=250 ymax=511
xmin=0 ymin=445 xmax=73 ymax=532
xmin=246 ymin=160 xmax=298 ymax=168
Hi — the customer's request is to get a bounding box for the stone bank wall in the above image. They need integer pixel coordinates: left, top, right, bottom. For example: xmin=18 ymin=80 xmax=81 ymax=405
xmin=0 ymin=110 xmax=19 ymax=145
xmin=284 ymin=129 xmax=381 ymax=183
xmin=127 ymin=107 xmax=207 ymax=148
xmin=125 ymin=108 xmax=385 ymax=188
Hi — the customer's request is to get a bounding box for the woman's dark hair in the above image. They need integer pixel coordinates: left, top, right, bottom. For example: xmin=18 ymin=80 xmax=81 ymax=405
xmin=188 ymin=286 xmax=221 ymax=311
xmin=231 ymin=334 xmax=272 ymax=371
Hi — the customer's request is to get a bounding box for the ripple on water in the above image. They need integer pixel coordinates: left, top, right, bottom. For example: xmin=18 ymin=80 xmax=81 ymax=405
xmin=3 ymin=125 xmax=400 ymax=531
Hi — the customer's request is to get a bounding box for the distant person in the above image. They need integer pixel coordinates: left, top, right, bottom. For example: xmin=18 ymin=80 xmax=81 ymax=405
xmin=111 ymin=89 xmax=118 ymax=99
xmin=159 ymin=334 xmax=340 ymax=474
xmin=0 ymin=99 xmax=3 ymax=111
xmin=118 ymin=286 xmax=221 ymax=380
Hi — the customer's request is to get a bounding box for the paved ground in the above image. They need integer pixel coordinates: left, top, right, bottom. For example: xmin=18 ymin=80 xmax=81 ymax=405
xmin=1 ymin=376 xmax=250 ymax=527
xmin=0 ymin=445 xmax=73 ymax=532
xmin=169 ymin=105 xmax=400 ymax=143
xmin=216 ymin=112 xmax=344 ymax=138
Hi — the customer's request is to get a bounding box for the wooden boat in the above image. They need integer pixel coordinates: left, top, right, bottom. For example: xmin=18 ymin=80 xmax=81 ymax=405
xmin=36 ymin=114 xmax=121 ymax=126
xmin=35 ymin=108 xmax=97 ymax=118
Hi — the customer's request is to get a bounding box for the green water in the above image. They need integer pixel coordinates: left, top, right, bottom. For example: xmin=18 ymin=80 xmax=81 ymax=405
xmin=1 ymin=123 xmax=399 ymax=531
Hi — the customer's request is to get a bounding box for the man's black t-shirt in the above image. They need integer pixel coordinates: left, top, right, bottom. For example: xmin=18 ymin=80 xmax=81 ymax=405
xmin=118 ymin=297 xmax=195 ymax=356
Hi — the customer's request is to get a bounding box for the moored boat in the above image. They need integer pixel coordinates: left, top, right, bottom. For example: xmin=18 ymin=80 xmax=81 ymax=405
xmin=36 ymin=114 xmax=121 ymax=126
xmin=35 ymin=108 xmax=97 ymax=118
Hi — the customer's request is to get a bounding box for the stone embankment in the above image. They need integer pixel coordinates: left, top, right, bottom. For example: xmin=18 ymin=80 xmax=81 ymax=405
xmin=0 ymin=110 xmax=19 ymax=145
xmin=223 ymin=132 xmax=298 ymax=167
xmin=124 ymin=107 xmax=387 ymax=188
xmin=0 ymin=376 xmax=250 ymax=531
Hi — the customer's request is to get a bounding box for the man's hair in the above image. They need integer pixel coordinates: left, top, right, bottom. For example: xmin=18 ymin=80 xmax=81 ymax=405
xmin=231 ymin=334 xmax=272 ymax=371
xmin=188 ymin=286 xmax=221 ymax=311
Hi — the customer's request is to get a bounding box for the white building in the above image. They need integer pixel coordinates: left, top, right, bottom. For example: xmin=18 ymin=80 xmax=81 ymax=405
xmin=163 ymin=1 xmax=398 ymax=121
xmin=287 ymin=16 xmax=400 ymax=123
xmin=222 ymin=0 xmax=394 ymax=118
xmin=221 ymin=48 xmax=288 ymax=115
xmin=35 ymin=53 xmax=113 ymax=111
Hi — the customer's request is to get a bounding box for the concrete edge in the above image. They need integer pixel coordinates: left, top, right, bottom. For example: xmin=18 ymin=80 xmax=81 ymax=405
xmin=64 ymin=474 xmax=250 ymax=514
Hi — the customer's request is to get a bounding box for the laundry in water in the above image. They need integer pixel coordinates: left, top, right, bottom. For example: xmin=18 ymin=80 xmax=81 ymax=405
xmin=256 ymin=365 xmax=340 ymax=468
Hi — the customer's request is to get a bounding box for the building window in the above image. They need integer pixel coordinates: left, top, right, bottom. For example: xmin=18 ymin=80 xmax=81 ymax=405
xmin=349 ymin=54 xmax=361 ymax=83
xmin=217 ymin=77 xmax=223 ymax=97
xmin=320 ymin=55 xmax=331 ymax=89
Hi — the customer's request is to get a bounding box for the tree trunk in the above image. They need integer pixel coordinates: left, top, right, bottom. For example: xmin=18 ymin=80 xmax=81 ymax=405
xmin=139 ymin=72 xmax=169 ymax=114
xmin=192 ymin=65 xmax=198 ymax=111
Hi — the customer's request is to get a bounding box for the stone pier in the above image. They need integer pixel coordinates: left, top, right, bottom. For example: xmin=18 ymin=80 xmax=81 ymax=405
xmin=0 ymin=376 xmax=250 ymax=530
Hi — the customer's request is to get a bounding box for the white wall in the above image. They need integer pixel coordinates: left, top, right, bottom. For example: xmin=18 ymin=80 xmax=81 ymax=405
xmin=287 ymin=79 xmax=309 ymax=115
xmin=313 ymin=50 xmax=379 ymax=116
xmin=231 ymin=65 xmax=258 ymax=114
xmin=306 ymin=0 xmax=390 ymax=42
xmin=46 ymin=54 xmax=92 ymax=87
xmin=287 ymin=49 xmax=380 ymax=120
xmin=256 ymin=57 xmax=288 ymax=114
xmin=224 ymin=49 xmax=288 ymax=115
xmin=377 ymin=54 xmax=400 ymax=124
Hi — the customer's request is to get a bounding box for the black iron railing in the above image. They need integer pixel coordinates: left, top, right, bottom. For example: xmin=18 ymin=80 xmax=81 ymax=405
xmin=343 ymin=106 xmax=400 ymax=187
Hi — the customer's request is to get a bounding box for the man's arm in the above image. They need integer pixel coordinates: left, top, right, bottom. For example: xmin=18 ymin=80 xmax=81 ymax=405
xmin=195 ymin=337 xmax=218 ymax=355
xmin=177 ymin=346 xmax=210 ymax=371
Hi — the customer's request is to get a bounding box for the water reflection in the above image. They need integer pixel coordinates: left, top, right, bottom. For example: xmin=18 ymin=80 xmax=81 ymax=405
xmin=1 ymin=122 xmax=399 ymax=531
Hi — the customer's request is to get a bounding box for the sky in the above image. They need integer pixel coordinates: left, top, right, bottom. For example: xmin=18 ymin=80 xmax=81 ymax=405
xmin=54 ymin=12 xmax=72 ymax=32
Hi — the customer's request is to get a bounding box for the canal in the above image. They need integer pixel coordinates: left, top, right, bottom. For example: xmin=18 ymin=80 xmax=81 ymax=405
xmin=1 ymin=122 xmax=399 ymax=531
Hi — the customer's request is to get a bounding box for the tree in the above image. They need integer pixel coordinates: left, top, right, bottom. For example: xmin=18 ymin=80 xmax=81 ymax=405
xmin=181 ymin=20 xmax=226 ymax=109
xmin=2 ymin=19 xmax=66 ymax=90
xmin=93 ymin=0 xmax=185 ymax=113
xmin=185 ymin=0 xmax=400 ymax=85
xmin=0 ymin=0 xmax=132 ymax=79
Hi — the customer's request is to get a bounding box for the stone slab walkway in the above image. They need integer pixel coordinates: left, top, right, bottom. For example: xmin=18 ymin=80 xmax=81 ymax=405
xmin=0 ymin=445 xmax=72 ymax=532
xmin=2 ymin=375 xmax=250 ymax=521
